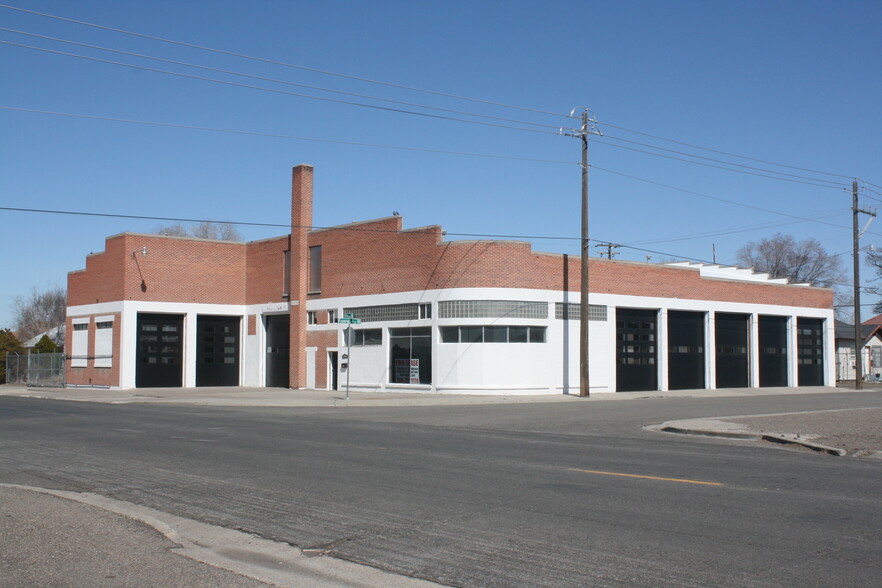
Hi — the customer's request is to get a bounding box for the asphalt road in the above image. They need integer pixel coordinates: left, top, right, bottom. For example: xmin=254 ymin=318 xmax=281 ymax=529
xmin=1 ymin=392 xmax=881 ymax=587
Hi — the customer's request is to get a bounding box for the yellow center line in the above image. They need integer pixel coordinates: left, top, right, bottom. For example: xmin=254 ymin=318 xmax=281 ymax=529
xmin=568 ymin=468 xmax=723 ymax=486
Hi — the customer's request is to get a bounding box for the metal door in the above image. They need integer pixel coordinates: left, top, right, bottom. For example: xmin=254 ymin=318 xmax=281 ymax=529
xmin=265 ymin=314 xmax=289 ymax=388
xmin=196 ymin=315 xmax=240 ymax=387
xmin=136 ymin=314 xmax=183 ymax=388
xmin=616 ymin=308 xmax=658 ymax=392
xmin=668 ymin=311 xmax=705 ymax=390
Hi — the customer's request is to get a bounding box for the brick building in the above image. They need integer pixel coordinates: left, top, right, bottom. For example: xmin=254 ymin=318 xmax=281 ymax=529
xmin=65 ymin=165 xmax=835 ymax=393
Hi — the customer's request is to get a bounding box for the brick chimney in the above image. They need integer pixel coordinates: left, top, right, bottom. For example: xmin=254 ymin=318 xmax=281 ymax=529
xmin=289 ymin=164 xmax=313 ymax=389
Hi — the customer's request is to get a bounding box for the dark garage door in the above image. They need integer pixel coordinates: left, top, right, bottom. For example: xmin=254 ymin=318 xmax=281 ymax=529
xmin=798 ymin=317 xmax=824 ymax=386
xmin=668 ymin=311 xmax=705 ymax=390
xmin=715 ymin=313 xmax=749 ymax=388
xmin=136 ymin=313 xmax=183 ymax=388
xmin=617 ymin=308 xmax=658 ymax=392
xmin=759 ymin=316 xmax=788 ymax=387
xmin=196 ymin=315 xmax=240 ymax=387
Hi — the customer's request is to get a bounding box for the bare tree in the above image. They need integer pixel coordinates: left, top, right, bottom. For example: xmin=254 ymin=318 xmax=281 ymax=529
xmin=13 ymin=286 xmax=67 ymax=343
xmin=154 ymin=221 xmax=241 ymax=241
xmin=735 ymin=234 xmax=845 ymax=288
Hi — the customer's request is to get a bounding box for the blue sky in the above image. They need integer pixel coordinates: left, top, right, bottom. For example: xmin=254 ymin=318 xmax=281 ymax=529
xmin=2 ymin=0 xmax=880 ymax=330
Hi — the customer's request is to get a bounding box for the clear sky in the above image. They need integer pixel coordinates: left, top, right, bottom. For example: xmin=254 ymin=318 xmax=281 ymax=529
xmin=2 ymin=0 xmax=880 ymax=330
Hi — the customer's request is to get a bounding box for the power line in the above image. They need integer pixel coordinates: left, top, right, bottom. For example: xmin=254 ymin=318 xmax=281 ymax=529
xmin=4 ymin=104 xmax=868 ymax=242
xmin=592 ymin=165 xmax=881 ymax=237
xmin=0 ymin=27 xmax=570 ymax=133
xmin=596 ymin=120 xmax=856 ymax=181
xmin=600 ymin=134 xmax=848 ymax=188
xmin=3 ymin=2 xmax=876 ymax=191
xmin=624 ymin=210 xmax=849 ymax=246
xmin=593 ymin=138 xmax=850 ymax=189
xmin=0 ymin=40 xmax=563 ymax=137
xmin=0 ymin=106 xmax=576 ymax=166
xmin=0 ymin=3 xmax=568 ymax=120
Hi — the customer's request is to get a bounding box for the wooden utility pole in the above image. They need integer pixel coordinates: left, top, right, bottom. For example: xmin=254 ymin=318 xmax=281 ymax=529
xmin=580 ymin=111 xmax=590 ymax=397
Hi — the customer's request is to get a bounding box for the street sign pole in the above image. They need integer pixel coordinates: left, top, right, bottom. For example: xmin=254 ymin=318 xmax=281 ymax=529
xmin=345 ymin=325 xmax=352 ymax=400
xmin=337 ymin=314 xmax=361 ymax=400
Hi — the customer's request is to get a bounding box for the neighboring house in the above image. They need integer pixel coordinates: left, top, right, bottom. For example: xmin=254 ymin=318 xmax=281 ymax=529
xmin=834 ymin=319 xmax=882 ymax=381
xmin=22 ymin=325 xmax=65 ymax=350
xmin=64 ymin=165 xmax=836 ymax=393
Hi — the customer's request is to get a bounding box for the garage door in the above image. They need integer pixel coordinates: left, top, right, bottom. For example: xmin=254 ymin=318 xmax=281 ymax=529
xmin=136 ymin=314 xmax=183 ymax=388
xmin=196 ymin=315 xmax=240 ymax=387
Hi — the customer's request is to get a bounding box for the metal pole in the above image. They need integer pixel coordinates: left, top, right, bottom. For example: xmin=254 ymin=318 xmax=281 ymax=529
xmin=579 ymin=111 xmax=590 ymax=397
xmin=346 ymin=326 xmax=352 ymax=400
xmin=853 ymin=179 xmax=863 ymax=389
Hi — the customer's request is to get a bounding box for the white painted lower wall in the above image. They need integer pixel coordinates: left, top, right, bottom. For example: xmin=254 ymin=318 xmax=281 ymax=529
xmin=67 ymin=286 xmax=835 ymax=393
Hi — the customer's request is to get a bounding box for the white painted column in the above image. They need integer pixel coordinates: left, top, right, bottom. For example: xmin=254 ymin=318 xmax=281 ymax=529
xmin=749 ymin=313 xmax=760 ymax=388
xmin=609 ymin=307 xmax=618 ymax=392
xmin=184 ymin=312 xmax=197 ymax=387
xmin=788 ymin=315 xmax=798 ymax=386
xmin=121 ymin=305 xmax=137 ymax=389
xmin=825 ymin=317 xmax=836 ymax=386
xmin=657 ymin=308 xmax=668 ymax=391
xmin=706 ymin=312 xmax=716 ymax=389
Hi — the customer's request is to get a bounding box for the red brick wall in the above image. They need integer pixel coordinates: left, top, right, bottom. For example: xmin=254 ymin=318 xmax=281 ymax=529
xmin=307 ymin=222 xmax=832 ymax=309
xmin=65 ymin=312 xmax=121 ymax=387
xmin=245 ymin=236 xmax=289 ymax=304
xmin=69 ymin=234 xmax=247 ymax=306
xmin=307 ymin=330 xmax=337 ymax=389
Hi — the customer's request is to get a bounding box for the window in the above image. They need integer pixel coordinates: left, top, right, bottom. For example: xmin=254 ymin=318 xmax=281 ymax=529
xmin=307 ymin=311 xmax=317 ymax=325
xmin=343 ymin=303 xmax=419 ymax=322
xmin=352 ymin=328 xmax=382 ymax=346
xmin=71 ymin=319 xmax=89 ymax=367
xmin=440 ymin=326 xmax=547 ymax=343
xmin=419 ymin=303 xmax=432 ymax=319
xmin=308 ymin=245 xmax=321 ymax=293
xmin=328 ymin=309 xmax=338 ymax=324
xmin=555 ymin=303 xmax=607 ymax=321
xmin=389 ymin=327 xmax=432 ymax=384
xmin=283 ymin=250 xmax=291 ymax=297
xmin=94 ymin=316 xmax=114 ymax=368
xmin=439 ymin=300 xmax=547 ymax=319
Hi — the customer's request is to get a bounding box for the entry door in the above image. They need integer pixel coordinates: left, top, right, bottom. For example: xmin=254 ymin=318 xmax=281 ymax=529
xmin=616 ymin=308 xmax=658 ymax=392
xmin=265 ymin=314 xmax=290 ymax=388
xmin=328 ymin=351 xmax=338 ymax=390
xmin=136 ymin=314 xmax=184 ymax=388
xmin=196 ymin=315 xmax=240 ymax=387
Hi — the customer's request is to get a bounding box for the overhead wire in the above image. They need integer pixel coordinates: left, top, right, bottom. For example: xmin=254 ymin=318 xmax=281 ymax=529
xmin=0 ymin=40 xmax=563 ymax=137
xmin=0 ymin=3 xmax=568 ymax=119
xmin=0 ymin=106 xmax=576 ymax=166
xmin=2 ymin=2 xmax=877 ymax=190
xmin=0 ymin=27 xmax=571 ymax=133
xmin=599 ymin=134 xmax=849 ymax=188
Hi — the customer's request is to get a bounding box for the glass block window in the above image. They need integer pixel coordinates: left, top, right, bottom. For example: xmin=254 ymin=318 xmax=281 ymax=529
xmin=440 ymin=325 xmax=546 ymax=343
xmin=555 ymin=303 xmax=607 ymax=321
xmin=438 ymin=300 xmax=548 ymax=319
xmin=343 ymin=303 xmax=419 ymax=323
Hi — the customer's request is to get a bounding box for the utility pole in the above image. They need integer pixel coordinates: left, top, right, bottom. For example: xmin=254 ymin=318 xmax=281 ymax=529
xmin=853 ymin=179 xmax=875 ymax=389
xmin=562 ymin=110 xmax=601 ymax=397
xmin=595 ymin=242 xmax=620 ymax=259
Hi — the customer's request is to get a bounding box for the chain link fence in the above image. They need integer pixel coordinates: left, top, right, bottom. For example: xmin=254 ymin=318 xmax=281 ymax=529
xmin=4 ymin=352 xmax=66 ymax=387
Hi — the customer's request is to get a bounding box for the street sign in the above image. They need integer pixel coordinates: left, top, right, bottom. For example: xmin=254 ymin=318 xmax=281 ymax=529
xmin=338 ymin=316 xmax=361 ymax=324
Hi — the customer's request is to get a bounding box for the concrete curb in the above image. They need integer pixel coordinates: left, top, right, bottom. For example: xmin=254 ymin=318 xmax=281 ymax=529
xmin=657 ymin=420 xmax=848 ymax=456
xmin=0 ymin=483 xmax=439 ymax=588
